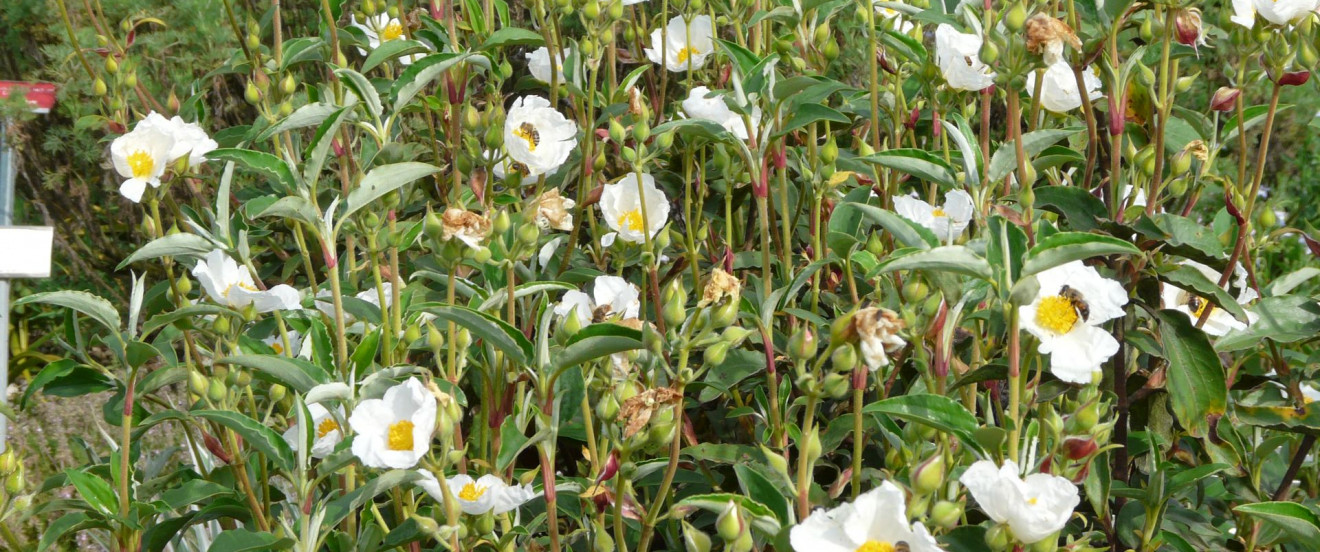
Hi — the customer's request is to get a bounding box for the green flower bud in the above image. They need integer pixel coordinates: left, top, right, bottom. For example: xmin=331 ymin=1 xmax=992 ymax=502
xmin=711 ymin=300 xmax=738 ymax=328
xmin=517 ymin=222 xmax=540 ymax=245
xmin=404 ymin=324 xmax=422 ymax=345
xmin=93 ymin=78 xmax=108 ymax=96
xmin=985 ymin=523 xmax=1012 ymax=551
xmin=715 ymin=502 xmax=745 ymax=542
xmin=704 ymin=342 xmax=730 ymax=367
xmin=656 ymin=131 xmax=675 ymax=149
xmin=207 ymin=377 xmax=227 ymax=402
xmin=189 ymin=371 xmax=209 ymax=395
xmin=1004 ymin=2 xmax=1027 ymax=32
xmin=269 ymin=384 xmax=287 ymax=402
xmin=821 ymin=138 xmax=839 ymax=164
xmin=471 ymin=246 xmax=492 ymax=264
xmin=822 ymin=372 xmax=850 ymax=399
xmin=622 ymin=146 xmax=637 ymax=163
xmin=281 ymin=74 xmax=297 ymax=95
xmin=105 ymin=55 xmax=119 ymax=75
xmin=1030 ymin=534 xmax=1059 ymax=552
xmin=931 ymin=500 xmax=963 ymax=529
xmin=830 ymin=344 xmax=858 ymax=373
xmin=682 ymin=521 xmax=712 ymax=552
xmin=822 ymin=39 xmax=839 ymax=61
xmin=609 ymin=120 xmax=627 ymax=143
xmin=663 ymin=293 xmax=686 ymax=329
xmin=1258 ymin=208 xmax=1278 ymax=228
xmin=245 ymin=80 xmax=262 ymax=104
xmin=608 ymin=0 xmax=624 ymax=19
xmin=980 ymin=40 xmax=1000 ymax=65
xmin=584 ymin=0 xmax=600 ymax=20
xmin=246 ymin=32 xmax=261 ymax=52
xmin=1169 ymin=150 xmax=1192 ymax=178
xmin=865 ymin=232 xmax=885 ymax=257
xmin=1166 ymin=176 xmax=1189 ymax=197
xmin=788 ymin=327 xmax=817 ymax=361
xmin=912 ymin=454 xmax=946 ymax=496
xmin=596 ymin=391 xmax=619 ymax=421
xmin=633 ymin=119 xmax=651 ymax=143
xmin=0 ymin=451 xmax=14 ymax=475
xmin=213 ymin=315 xmax=231 ymax=335
xmin=5 ymin=467 xmax=23 ymax=495
xmin=427 ymin=324 xmax=445 ymax=351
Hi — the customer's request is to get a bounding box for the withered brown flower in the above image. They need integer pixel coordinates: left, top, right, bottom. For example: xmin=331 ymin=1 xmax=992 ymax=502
xmin=441 ymin=208 xmax=492 ymax=248
xmin=1024 ymin=14 xmax=1081 ymax=65
xmin=618 ymin=387 xmax=683 ymax=438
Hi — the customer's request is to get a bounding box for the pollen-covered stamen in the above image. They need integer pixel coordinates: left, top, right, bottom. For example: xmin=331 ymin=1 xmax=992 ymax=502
xmin=316 ymin=418 xmax=340 ymax=438
xmin=382 ymin=22 xmax=404 ymax=41
xmin=676 ymin=47 xmax=701 ymax=64
xmin=459 ymin=481 xmax=488 ymax=501
xmin=127 ymin=150 xmax=156 ymax=179
xmin=222 ymin=281 xmax=260 ymax=299
xmin=618 ymin=209 xmax=645 ymax=233
xmin=1035 ymin=294 xmax=1079 ymax=335
xmin=932 ymin=207 xmax=947 ymax=217
xmin=386 ymin=420 xmax=415 ymax=451
xmin=855 ymin=541 xmax=896 ymax=552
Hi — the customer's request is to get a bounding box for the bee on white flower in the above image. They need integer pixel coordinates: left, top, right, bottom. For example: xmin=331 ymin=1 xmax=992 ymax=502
xmin=681 ymin=86 xmax=761 ymax=141
xmin=1026 ymin=62 xmax=1104 ymax=113
xmin=790 ymin=481 xmax=944 ymax=552
xmin=136 ymin=111 xmax=218 ymax=168
xmin=350 ymin=14 xmax=421 ymax=65
xmin=111 ymin=125 xmax=175 ymax=203
xmin=645 ymin=15 xmax=715 ymax=72
xmin=1160 ymin=260 xmax=1259 ymax=336
xmin=348 ymin=378 xmax=437 ymax=469
xmin=555 ymin=275 xmax=642 ymax=327
xmin=282 ymin=402 xmax=344 ymax=459
xmin=526 ymin=46 xmax=572 ymax=84
xmin=892 ymin=190 xmax=975 ymax=244
xmin=415 ymin=470 xmax=538 ymax=515
xmin=504 ymin=96 xmax=578 ymax=178
xmin=1019 ymin=261 xmax=1129 ymax=384
xmin=960 ymin=460 xmax=1079 ymax=545
xmin=599 ymin=173 xmax=670 ymax=246
xmin=934 ymin=24 xmax=996 ymax=92
xmin=192 ymin=249 xmax=302 ymax=313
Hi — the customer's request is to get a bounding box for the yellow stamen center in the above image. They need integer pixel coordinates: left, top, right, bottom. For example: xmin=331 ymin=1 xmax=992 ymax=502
xmin=855 ymin=541 xmax=896 ymax=552
xmin=1036 ymin=294 xmax=1079 ymax=335
xmin=127 ymin=150 xmax=155 ymax=179
xmin=676 ymin=47 xmax=701 ymax=64
xmin=222 ymin=282 xmax=260 ymax=298
xmin=1190 ymin=296 xmax=1211 ymax=319
xmin=932 ymin=207 xmax=947 ymax=217
xmin=387 ymin=420 xmax=414 ymax=451
xmin=316 ymin=418 xmax=340 ymax=438
xmin=272 ymin=342 xmax=285 ymax=355
xmin=382 ymin=22 xmax=403 ymax=41
xmin=1028 ymin=497 xmax=1039 ymax=505
xmin=459 ymin=481 xmax=488 ymax=501
xmin=513 ymin=125 xmax=538 ymax=152
xmin=617 ymin=209 xmax=645 ymax=233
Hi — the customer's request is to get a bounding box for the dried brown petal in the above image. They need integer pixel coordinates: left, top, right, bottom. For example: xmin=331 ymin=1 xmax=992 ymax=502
xmin=441 ymin=208 xmax=492 ymax=247
xmin=1024 ymin=14 xmax=1080 ymax=65
xmin=699 ymin=268 xmax=742 ymax=307
xmin=619 ymin=387 xmax=683 ymax=438
xmin=530 ymin=189 xmax=577 ymax=231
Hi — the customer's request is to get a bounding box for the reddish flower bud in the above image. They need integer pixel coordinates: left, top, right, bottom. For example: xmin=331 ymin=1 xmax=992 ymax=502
xmin=1174 ymin=9 xmax=1206 ymax=52
xmin=1063 ymin=436 xmax=1098 ymax=460
xmin=904 ymin=107 xmax=920 ymax=130
xmin=331 ymin=138 xmax=345 ymax=158
xmin=1277 ymin=70 xmax=1311 ymax=87
xmin=1108 ymin=93 xmax=1125 ymax=136
xmin=203 ymin=432 xmax=233 ymax=464
xmin=1210 ymin=87 xmax=1241 ymax=112
xmin=597 ymin=451 xmax=620 ymax=484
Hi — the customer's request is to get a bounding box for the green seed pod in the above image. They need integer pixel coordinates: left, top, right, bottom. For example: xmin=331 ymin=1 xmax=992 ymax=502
xmin=608 ymin=0 xmax=624 ymax=19
xmin=710 ymin=300 xmax=738 ymax=328
xmin=787 ymin=327 xmax=816 ymax=361
xmin=633 ymin=119 xmax=651 ymax=143
xmin=656 ymin=131 xmax=675 ymax=149
xmin=213 ymin=315 xmax=231 ymax=335
xmin=246 ymin=32 xmax=261 ymax=52
xmin=93 ymin=78 xmax=108 ymax=96
xmin=822 ymin=39 xmax=839 ymax=61
xmin=427 ymin=324 xmax=445 ymax=351
xmin=584 ymin=0 xmax=600 ymax=20
xmin=105 ymin=55 xmax=119 ymax=75
xmin=1140 ymin=17 xmax=1155 ymax=42
xmin=581 ymin=37 xmax=597 ymax=57
xmin=821 ymin=138 xmax=839 ymax=164
xmin=1258 ymin=207 xmax=1278 ymax=228
xmin=207 ymin=377 xmax=227 ymax=402
xmin=621 ymin=146 xmax=637 ymax=163
xmin=1169 ymin=150 xmax=1192 ymax=178
xmin=281 ymin=74 xmax=297 ymax=95
xmin=189 ymin=370 xmax=209 ymax=395
xmin=715 ymin=503 xmax=745 ymax=542
xmin=471 ymin=246 xmax=492 ymax=264
xmin=1166 ymin=176 xmax=1189 ymax=197
xmin=517 ymin=222 xmax=540 ymax=245
xmin=903 ymin=280 xmax=929 ymax=302
xmin=245 ymin=80 xmax=262 ymax=104
xmin=404 ymin=324 xmax=422 ymax=345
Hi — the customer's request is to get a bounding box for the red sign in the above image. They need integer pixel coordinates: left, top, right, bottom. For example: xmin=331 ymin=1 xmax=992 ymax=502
xmin=0 ymin=81 xmax=57 ymax=114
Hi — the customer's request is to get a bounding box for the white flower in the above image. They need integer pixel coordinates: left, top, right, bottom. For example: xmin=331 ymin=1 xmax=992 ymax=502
xmin=526 ymin=46 xmax=572 ymax=84
xmin=136 ymin=112 xmax=218 ymax=167
xmin=1026 ymin=62 xmax=1103 ymax=113
xmin=681 ymin=86 xmax=761 ymax=140
xmin=790 ymin=481 xmax=944 ymax=552
xmin=504 ymin=96 xmax=578 ymax=178
xmin=350 ymin=14 xmax=421 ymax=65
xmin=892 ymin=190 xmax=975 ymax=243
xmin=872 ymin=1 xmax=916 ymax=33
xmin=192 ymin=249 xmax=302 ymax=313
xmin=416 ymin=470 xmax=537 ymax=515
xmin=315 ymin=282 xmax=394 ymax=321
xmin=539 ymin=236 xmax=564 ymax=267
xmin=554 ymin=275 xmax=642 ymax=327
xmin=934 ymin=24 xmax=996 ymax=92
xmin=600 ymin=173 xmax=670 ymax=245
xmin=960 ymin=460 xmax=1079 ymax=545
xmin=111 ymin=125 xmax=174 ymax=203
xmin=282 ymin=403 xmax=343 ymax=459
xmin=1019 ymin=261 xmax=1128 ymax=384
xmin=263 ymin=330 xmax=311 ymax=358
xmin=1251 ymin=0 xmax=1318 ymax=26
xmin=348 ymin=377 xmax=437 ymax=469
xmin=1160 ymin=260 xmax=1259 ymax=336
xmin=1121 ymin=184 xmax=1147 ymax=209
xmin=645 ymin=15 xmax=715 ymax=72
xmin=622 ymin=0 xmax=648 ymax=4
xmin=1231 ymin=0 xmax=1257 ymax=27
xmin=1303 ymin=384 xmax=1320 ymax=403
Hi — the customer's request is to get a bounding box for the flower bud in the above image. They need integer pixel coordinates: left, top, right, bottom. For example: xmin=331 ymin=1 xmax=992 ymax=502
xmin=912 ymin=454 xmax=946 ymax=495
xmin=105 ymin=55 xmax=118 ymax=75
xmin=830 ymin=344 xmax=858 ymax=373
xmin=682 ymin=521 xmax=712 ymax=552
xmin=787 ymin=327 xmax=816 ymax=361
xmin=1030 ymin=534 xmax=1059 ymax=552
xmin=1063 ymin=436 xmax=1098 ymax=460
xmin=188 ymin=370 xmax=209 ymax=395
xmin=1169 ymin=149 xmax=1192 ymax=178
xmin=269 ymin=384 xmax=287 ymax=402
xmin=93 ymin=78 xmax=108 ymax=96
xmin=5 ymin=466 xmax=23 ymax=494
xmin=245 ymin=80 xmax=262 ymax=104
xmin=1003 ymin=2 xmax=1027 ymax=32
xmin=822 ymin=373 xmax=849 ymax=399
xmin=1175 ymin=75 xmax=1196 ymax=93
xmin=821 ymin=138 xmax=838 ymax=164
xmin=207 ymin=377 xmax=227 ymax=402
xmin=979 ymin=40 xmax=1000 ymax=65
xmin=609 ymin=119 xmax=627 ymax=144
xmin=931 ymin=500 xmax=963 ymax=529
xmin=985 ymin=523 xmax=1012 ymax=551
xmin=517 ymin=222 xmax=540 ymax=245
xmin=0 ymin=451 xmax=14 ymax=475
xmin=715 ymin=502 xmax=746 ymax=542
xmin=281 ymin=74 xmax=297 ymax=96
xmin=704 ymin=342 xmax=730 ymax=367
xmin=1277 ymin=70 xmax=1311 ymax=87
xmin=1173 ymin=9 xmax=1204 ymax=49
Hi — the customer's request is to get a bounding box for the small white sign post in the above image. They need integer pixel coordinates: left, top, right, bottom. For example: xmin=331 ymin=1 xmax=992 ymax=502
xmin=0 ymin=82 xmax=56 ymax=453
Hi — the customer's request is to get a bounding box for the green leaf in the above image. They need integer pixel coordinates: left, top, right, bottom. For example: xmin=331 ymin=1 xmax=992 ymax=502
xmin=1215 ymin=295 xmax=1320 ymax=352
xmin=1266 ymin=267 xmax=1320 ymax=296
xmin=834 ymin=201 xmax=939 ymax=249
xmin=1234 ymin=502 xmax=1320 ymax=542
xmin=256 ymin=102 xmax=345 ymax=141
xmin=206 ymin=148 xmax=297 ymax=193
xmin=302 ymin=105 xmax=357 ymax=186
xmin=988 ymin=127 xmax=1084 ymax=182
xmin=734 ymin=463 xmax=790 ymax=523
xmin=862 ymin=394 xmax=985 ymax=455
xmin=207 ymin=529 xmax=295 ymax=552
xmin=38 ymin=512 xmax=102 ymax=552
xmin=698 ymin=349 xmax=764 ymax=402
xmin=875 ymin=246 xmax=993 ymax=280
xmin=65 ymin=468 xmax=117 ymax=516
xmin=118 ymin=233 xmax=215 ymax=269
xmin=1235 ymin=402 xmax=1320 ymax=436
xmin=479 ymin=27 xmax=545 ymax=50
xmin=1160 ymin=265 xmax=1249 ymax=323
xmin=193 ymin=410 xmax=297 ymax=473
xmin=390 ymin=52 xmax=482 ymax=109
xmin=1021 ymin=232 xmax=1141 ymax=277
xmin=1034 ymin=186 xmax=1109 ymax=232
xmin=717 ymin=39 xmax=761 ymax=76
xmin=334 ymin=68 xmax=382 ymax=118
xmin=323 ymin=470 xmax=424 ymax=528
xmin=554 ymin=324 xmax=643 ymax=372
xmin=477 ymin=281 xmax=575 ymax=312
xmin=652 ymin=118 xmax=738 ymax=144
xmin=15 ymin=291 xmax=121 ymax=333
xmin=1224 ymin=104 xmax=1293 ymax=145
xmin=416 ymin=304 xmax=534 ymax=365
xmin=1133 ymin=213 xmax=1226 ymax=259
xmin=776 ymin=103 xmax=851 ymax=136
xmin=1156 ymin=310 xmax=1226 ymax=438
xmin=215 ymin=354 xmax=330 ymax=394
xmin=672 ymin=493 xmax=782 ymax=536
xmin=342 ymin=162 xmax=441 ymax=222
xmin=160 ymin=479 xmax=236 ymax=510
xmin=361 ymin=39 xmax=431 ymax=73
xmin=861 ymin=149 xmax=957 ymax=188
xmin=254 ymin=196 xmax=320 ymax=227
